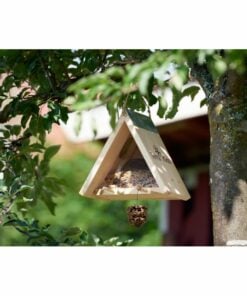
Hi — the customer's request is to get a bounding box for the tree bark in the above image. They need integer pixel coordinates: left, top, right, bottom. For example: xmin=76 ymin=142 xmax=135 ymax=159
xmin=208 ymin=70 xmax=247 ymax=245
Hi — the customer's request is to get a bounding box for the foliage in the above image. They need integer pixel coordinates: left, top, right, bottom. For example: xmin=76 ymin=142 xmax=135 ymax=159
xmin=0 ymin=150 xmax=161 ymax=246
xmin=69 ymin=50 xmax=195 ymax=127
xmin=31 ymin=152 xmax=161 ymax=246
xmin=4 ymin=213 xmax=133 ymax=246
xmin=69 ymin=49 xmax=247 ymax=126
xmin=0 ymin=50 xmax=153 ymax=245
xmin=1 ymin=49 xmax=247 ymax=246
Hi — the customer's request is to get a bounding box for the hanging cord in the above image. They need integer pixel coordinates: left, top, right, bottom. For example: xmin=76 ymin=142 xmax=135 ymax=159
xmin=136 ymin=185 xmax=142 ymax=205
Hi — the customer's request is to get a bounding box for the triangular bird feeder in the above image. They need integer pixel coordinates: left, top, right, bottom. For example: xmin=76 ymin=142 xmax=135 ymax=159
xmin=80 ymin=109 xmax=190 ymax=201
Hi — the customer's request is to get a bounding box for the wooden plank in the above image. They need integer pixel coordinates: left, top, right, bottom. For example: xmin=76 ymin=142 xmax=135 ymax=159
xmin=80 ymin=117 xmax=130 ymax=195
xmin=97 ymin=186 xmax=162 ymax=195
xmin=84 ymin=191 xmax=188 ymax=201
xmin=125 ymin=116 xmax=190 ymax=200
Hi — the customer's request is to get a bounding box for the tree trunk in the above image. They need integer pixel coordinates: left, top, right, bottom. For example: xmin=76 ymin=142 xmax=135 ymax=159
xmin=208 ymin=70 xmax=247 ymax=245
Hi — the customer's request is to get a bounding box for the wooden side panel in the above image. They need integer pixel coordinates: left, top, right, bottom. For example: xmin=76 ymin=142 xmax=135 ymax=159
xmin=115 ymin=137 xmax=137 ymax=172
xmin=125 ymin=117 xmax=190 ymax=201
xmin=80 ymin=117 xmax=130 ymax=196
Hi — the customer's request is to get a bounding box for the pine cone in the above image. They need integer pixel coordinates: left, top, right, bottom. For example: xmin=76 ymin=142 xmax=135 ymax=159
xmin=127 ymin=205 xmax=148 ymax=227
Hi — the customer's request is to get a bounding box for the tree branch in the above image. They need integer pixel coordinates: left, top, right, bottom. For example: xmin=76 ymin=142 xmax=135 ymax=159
xmin=189 ymin=63 xmax=214 ymax=98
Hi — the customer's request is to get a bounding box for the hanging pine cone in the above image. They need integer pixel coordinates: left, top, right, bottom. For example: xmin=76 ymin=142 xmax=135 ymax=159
xmin=127 ymin=205 xmax=148 ymax=227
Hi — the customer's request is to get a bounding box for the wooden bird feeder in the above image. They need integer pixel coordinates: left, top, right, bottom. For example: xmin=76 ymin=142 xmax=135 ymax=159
xmin=80 ymin=109 xmax=190 ymax=201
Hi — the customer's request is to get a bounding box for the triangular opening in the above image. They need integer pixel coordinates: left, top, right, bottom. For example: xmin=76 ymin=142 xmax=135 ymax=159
xmin=95 ymin=135 xmax=160 ymax=195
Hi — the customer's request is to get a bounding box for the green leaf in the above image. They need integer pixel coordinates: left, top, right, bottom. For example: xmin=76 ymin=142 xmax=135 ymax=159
xmin=80 ymin=231 xmax=89 ymax=243
xmin=147 ymin=93 xmax=158 ymax=106
xmin=41 ymin=195 xmax=56 ymax=215
xmin=126 ymin=93 xmax=146 ymax=112
xmin=106 ymin=67 xmax=124 ymax=81
xmin=147 ymin=74 xmax=155 ymax=97
xmin=170 ymin=65 xmax=189 ymax=91
xmin=4 ymin=219 xmax=28 ymax=227
xmin=21 ymin=114 xmax=31 ymax=128
xmin=157 ymin=96 xmax=167 ymax=118
xmin=200 ymin=98 xmax=208 ymax=107
xmin=182 ymin=85 xmax=200 ymax=101
xmin=73 ymin=100 xmax=102 ymax=111
xmin=73 ymin=112 xmax=83 ymax=136
xmin=11 ymin=125 xmax=21 ymax=136
xmin=106 ymin=101 xmax=117 ymax=129
xmin=215 ymin=59 xmax=227 ymax=75
xmin=28 ymin=115 xmax=38 ymax=134
xmin=44 ymin=145 xmax=60 ymax=161
xmin=1 ymin=128 xmax=10 ymax=138
xmin=165 ymin=88 xmax=182 ymax=119
xmin=15 ymin=185 xmax=33 ymax=194
xmin=128 ymin=64 xmax=142 ymax=80
xmin=139 ymin=70 xmax=153 ymax=95
xmin=29 ymin=143 xmax=45 ymax=152
xmin=44 ymin=176 xmax=63 ymax=194
xmin=59 ymin=106 xmax=69 ymax=123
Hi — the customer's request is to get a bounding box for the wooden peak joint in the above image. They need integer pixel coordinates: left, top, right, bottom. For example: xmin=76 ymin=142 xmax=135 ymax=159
xmin=80 ymin=109 xmax=191 ymax=201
